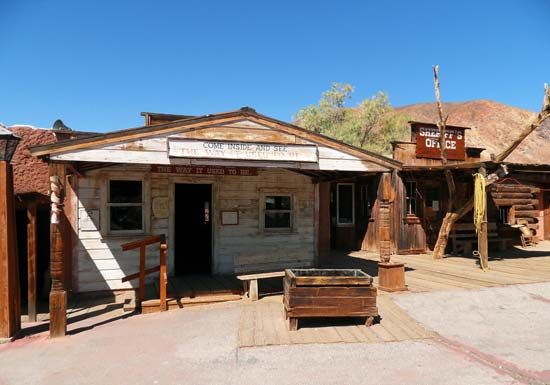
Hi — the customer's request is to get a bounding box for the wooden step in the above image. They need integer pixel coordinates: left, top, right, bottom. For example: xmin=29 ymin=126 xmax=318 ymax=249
xmin=123 ymin=289 xmax=137 ymax=313
xmin=141 ymin=293 xmax=243 ymax=314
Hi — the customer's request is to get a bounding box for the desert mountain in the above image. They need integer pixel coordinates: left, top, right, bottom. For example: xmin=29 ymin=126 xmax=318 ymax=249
xmin=393 ymin=100 xmax=550 ymax=164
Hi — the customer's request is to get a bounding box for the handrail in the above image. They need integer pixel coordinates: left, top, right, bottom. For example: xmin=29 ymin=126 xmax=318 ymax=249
xmin=120 ymin=234 xmax=168 ymax=312
xmin=121 ymin=265 xmax=161 ymax=283
xmin=121 ymin=234 xmax=166 ymax=251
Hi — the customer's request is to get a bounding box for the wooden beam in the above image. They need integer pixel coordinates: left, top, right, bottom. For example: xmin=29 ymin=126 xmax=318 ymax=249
xmin=477 ymin=167 xmax=489 ymax=270
xmin=0 ymin=161 xmax=21 ymax=338
xmin=27 ymin=202 xmax=37 ymax=322
xmin=49 ymin=162 xmax=67 ymax=338
xmin=159 ymin=243 xmax=167 ymax=312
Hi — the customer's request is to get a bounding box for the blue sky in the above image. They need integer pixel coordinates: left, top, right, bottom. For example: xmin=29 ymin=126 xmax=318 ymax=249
xmin=1 ymin=0 xmax=548 ymax=132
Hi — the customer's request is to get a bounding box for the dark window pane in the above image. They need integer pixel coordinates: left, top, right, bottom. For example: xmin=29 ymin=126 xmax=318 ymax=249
xmin=110 ymin=180 xmax=142 ymax=203
xmin=110 ymin=207 xmax=143 ymax=231
xmin=265 ymin=212 xmax=291 ymax=228
xmin=265 ymin=196 xmax=291 ymax=210
xmin=338 ymin=185 xmax=353 ymax=223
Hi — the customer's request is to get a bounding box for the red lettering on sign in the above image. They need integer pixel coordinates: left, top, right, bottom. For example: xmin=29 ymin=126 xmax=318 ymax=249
xmin=151 ymin=165 xmax=258 ymax=176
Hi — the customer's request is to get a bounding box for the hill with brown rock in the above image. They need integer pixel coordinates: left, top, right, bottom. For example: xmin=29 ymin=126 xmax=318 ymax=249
xmin=393 ymin=100 xmax=550 ymax=164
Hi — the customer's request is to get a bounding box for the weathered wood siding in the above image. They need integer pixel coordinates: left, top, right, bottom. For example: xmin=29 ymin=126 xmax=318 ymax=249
xmin=490 ymin=183 xmax=541 ymax=238
xmin=51 ymin=120 xmax=391 ymax=173
xmin=73 ymin=166 xmax=315 ymax=292
xmin=393 ymin=142 xmax=485 ymax=166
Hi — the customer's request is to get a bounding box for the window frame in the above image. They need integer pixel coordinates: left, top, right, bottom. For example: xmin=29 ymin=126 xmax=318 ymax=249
xmin=336 ymin=183 xmax=355 ymax=227
xmin=105 ymin=176 xmax=148 ymax=235
xmin=261 ymin=193 xmax=294 ymax=232
xmin=405 ymin=180 xmax=418 ymax=216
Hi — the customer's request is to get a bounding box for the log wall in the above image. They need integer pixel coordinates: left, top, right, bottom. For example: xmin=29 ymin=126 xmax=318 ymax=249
xmin=490 ymin=183 xmax=542 ymax=238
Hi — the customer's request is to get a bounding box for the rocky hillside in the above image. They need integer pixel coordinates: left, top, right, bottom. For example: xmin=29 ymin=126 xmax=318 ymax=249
xmin=393 ymin=100 xmax=550 ymax=164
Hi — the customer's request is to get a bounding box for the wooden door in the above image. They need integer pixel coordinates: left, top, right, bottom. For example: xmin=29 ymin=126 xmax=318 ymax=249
xmin=174 ymin=184 xmax=212 ymax=274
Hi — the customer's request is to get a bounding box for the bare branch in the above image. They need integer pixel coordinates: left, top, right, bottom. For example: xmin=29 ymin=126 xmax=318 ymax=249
xmin=433 ymin=65 xmax=449 ymax=164
xmin=495 ymin=83 xmax=550 ymax=162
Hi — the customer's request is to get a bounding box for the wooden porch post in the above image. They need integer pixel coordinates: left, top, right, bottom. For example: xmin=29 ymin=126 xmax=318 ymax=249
xmin=377 ymin=172 xmax=407 ymax=292
xmin=27 ymin=202 xmax=37 ymax=322
xmin=477 ymin=167 xmax=489 ymax=270
xmin=316 ymin=182 xmax=331 ymax=264
xmin=0 ymin=161 xmax=21 ymax=338
xmin=49 ymin=163 xmax=67 ymax=338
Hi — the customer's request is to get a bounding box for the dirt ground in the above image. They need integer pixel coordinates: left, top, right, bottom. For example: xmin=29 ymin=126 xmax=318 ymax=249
xmin=2 ymin=280 xmax=550 ymax=385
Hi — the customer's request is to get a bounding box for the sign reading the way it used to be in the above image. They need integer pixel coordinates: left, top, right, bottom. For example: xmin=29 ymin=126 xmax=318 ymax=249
xmin=413 ymin=123 xmax=467 ymax=161
xmin=168 ymin=139 xmax=318 ymax=163
xmin=151 ymin=165 xmax=258 ymax=176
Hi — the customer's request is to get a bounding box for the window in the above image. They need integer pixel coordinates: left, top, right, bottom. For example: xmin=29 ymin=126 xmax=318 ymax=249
xmin=264 ymin=195 xmax=292 ymax=229
xmin=499 ymin=206 xmax=511 ymax=224
xmin=337 ymin=183 xmax=354 ymax=225
xmin=108 ymin=179 xmax=144 ymax=233
xmin=406 ymin=181 xmax=417 ymax=215
xmin=425 ymin=187 xmax=440 ymax=211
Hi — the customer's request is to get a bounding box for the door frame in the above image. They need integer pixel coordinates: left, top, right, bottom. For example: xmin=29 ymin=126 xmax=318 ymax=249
xmin=168 ymin=178 xmax=217 ymax=276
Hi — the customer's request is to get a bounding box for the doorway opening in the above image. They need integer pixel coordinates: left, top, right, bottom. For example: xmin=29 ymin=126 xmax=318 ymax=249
xmin=174 ymin=183 xmax=212 ymax=275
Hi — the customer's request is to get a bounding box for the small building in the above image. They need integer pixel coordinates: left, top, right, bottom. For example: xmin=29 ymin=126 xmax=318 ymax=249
xmin=389 ymin=121 xmax=550 ymax=254
xmin=30 ymin=108 xmax=400 ymax=294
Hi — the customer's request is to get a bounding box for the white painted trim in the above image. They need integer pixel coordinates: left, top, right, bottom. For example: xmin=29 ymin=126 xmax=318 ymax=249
xmin=336 ymin=183 xmax=355 ymax=227
xmin=100 ymin=172 xmax=151 ymax=236
xmin=259 ymin=192 xmax=295 ymax=233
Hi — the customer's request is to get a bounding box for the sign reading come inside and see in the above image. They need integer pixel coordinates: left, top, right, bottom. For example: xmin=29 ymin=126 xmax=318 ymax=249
xmin=168 ymin=139 xmax=319 ymax=163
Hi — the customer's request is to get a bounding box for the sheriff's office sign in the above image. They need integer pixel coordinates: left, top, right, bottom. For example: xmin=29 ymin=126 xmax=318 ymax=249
xmin=414 ymin=123 xmax=466 ymax=161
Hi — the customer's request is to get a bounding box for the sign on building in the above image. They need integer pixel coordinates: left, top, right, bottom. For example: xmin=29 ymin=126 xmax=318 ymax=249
xmin=168 ymin=139 xmax=318 ymax=163
xmin=413 ymin=122 xmax=467 ymax=161
xmin=151 ymin=165 xmax=258 ymax=176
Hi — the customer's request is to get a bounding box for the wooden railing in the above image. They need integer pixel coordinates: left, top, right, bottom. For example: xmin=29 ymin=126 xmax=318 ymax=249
xmin=120 ymin=234 xmax=168 ymax=312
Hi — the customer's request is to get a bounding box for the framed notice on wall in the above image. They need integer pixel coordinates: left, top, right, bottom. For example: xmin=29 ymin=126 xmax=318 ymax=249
xmin=221 ymin=210 xmax=239 ymax=225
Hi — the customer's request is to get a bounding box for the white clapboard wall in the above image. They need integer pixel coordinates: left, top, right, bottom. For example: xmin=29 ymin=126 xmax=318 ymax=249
xmin=74 ymin=166 xmax=315 ymax=292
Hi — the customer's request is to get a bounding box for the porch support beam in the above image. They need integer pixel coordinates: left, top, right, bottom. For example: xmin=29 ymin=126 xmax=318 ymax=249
xmin=49 ymin=162 xmax=67 ymax=338
xmin=0 ymin=161 xmax=21 ymax=338
xmin=27 ymin=202 xmax=37 ymax=322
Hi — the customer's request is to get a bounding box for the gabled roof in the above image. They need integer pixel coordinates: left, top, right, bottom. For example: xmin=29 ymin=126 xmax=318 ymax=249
xmin=30 ymin=107 xmax=402 ymax=170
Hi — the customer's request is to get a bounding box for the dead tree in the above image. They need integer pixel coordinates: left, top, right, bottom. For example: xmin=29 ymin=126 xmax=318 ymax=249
xmin=431 ymin=83 xmax=550 ymax=260
xmin=432 ymin=65 xmax=458 ymax=259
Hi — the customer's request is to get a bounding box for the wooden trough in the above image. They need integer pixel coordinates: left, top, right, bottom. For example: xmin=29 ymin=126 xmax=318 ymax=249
xmin=283 ymin=269 xmax=378 ymax=331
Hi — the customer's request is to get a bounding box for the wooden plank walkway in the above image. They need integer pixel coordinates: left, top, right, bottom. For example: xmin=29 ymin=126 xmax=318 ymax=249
xmin=237 ymin=295 xmax=436 ymax=348
xmin=329 ymin=241 xmax=550 ymax=293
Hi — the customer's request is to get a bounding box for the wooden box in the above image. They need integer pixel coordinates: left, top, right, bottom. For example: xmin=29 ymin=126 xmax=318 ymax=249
xmin=283 ymin=269 xmax=378 ymax=330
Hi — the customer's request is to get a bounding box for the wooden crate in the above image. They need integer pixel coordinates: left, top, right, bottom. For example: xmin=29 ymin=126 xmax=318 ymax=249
xmin=283 ymin=269 xmax=378 ymax=330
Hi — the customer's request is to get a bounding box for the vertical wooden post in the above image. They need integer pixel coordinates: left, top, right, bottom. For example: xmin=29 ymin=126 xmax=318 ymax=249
xmin=159 ymin=240 xmax=167 ymax=312
xmin=377 ymin=172 xmax=407 ymax=292
xmin=27 ymin=202 xmax=37 ymax=322
xmin=478 ymin=167 xmax=489 ymax=271
xmin=139 ymin=244 xmax=146 ymax=307
xmin=0 ymin=161 xmax=21 ymax=338
xmin=49 ymin=163 xmax=67 ymax=338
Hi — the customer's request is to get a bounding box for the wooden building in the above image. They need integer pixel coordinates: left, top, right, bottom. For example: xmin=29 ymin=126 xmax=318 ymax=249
xmin=30 ymin=108 xmax=401 ymax=295
xmin=387 ymin=121 xmax=550 ymax=255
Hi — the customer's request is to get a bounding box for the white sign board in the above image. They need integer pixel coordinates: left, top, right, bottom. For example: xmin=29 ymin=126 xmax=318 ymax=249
xmin=168 ymin=139 xmax=318 ymax=163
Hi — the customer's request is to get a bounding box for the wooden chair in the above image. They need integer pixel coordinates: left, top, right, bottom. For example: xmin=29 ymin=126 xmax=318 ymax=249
xmin=517 ymin=220 xmax=536 ymax=248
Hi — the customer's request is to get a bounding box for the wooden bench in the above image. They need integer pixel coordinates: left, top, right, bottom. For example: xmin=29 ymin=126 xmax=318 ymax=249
xmin=236 ymin=271 xmax=285 ymax=301
xmin=450 ymin=223 xmax=510 ymax=256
